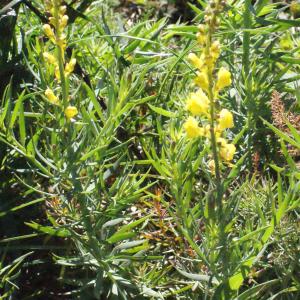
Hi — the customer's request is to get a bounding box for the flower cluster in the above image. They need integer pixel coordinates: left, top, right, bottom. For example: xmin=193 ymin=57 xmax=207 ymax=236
xmin=183 ymin=0 xmax=236 ymax=170
xmin=42 ymin=0 xmax=78 ymax=120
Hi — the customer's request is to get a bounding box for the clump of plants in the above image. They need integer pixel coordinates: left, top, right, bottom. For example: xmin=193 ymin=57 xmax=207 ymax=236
xmin=0 ymin=0 xmax=300 ymax=299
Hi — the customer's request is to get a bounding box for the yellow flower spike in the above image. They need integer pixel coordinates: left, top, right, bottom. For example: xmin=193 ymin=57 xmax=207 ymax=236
xmin=43 ymin=24 xmax=55 ymax=41
xmin=65 ymin=106 xmax=78 ymax=119
xmin=183 ymin=117 xmax=202 ymax=138
xmin=43 ymin=52 xmax=57 ymax=65
xmin=218 ymin=109 xmax=234 ymax=130
xmin=220 ymin=143 xmax=236 ymax=161
xmin=216 ymin=67 xmax=232 ymax=90
xmin=195 ymin=71 xmax=209 ymax=91
xmin=45 ymin=88 xmax=59 ymax=105
xmin=65 ymin=58 xmax=76 ymax=76
xmin=186 ymin=89 xmax=209 ymax=116
xmin=188 ymin=53 xmax=204 ymax=70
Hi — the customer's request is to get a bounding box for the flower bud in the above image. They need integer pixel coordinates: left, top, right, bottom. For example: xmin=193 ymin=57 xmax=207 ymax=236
xmin=198 ymin=24 xmax=205 ymax=33
xmin=49 ymin=17 xmax=55 ymax=26
xmin=60 ymin=5 xmax=67 ymax=15
xmin=43 ymin=24 xmax=55 ymax=40
xmin=60 ymin=15 xmax=69 ymax=29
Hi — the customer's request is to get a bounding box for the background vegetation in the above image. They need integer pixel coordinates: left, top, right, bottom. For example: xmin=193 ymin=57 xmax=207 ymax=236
xmin=0 ymin=0 xmax=299 ymax=299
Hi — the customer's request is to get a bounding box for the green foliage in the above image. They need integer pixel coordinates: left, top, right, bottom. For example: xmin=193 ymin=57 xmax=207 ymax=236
xmin=0 ymin=0 xmax=300 ymax=299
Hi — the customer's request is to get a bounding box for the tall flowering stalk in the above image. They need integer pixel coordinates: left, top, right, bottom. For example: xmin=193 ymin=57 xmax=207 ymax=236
xmin=183 ymin=0 xmax=235 ymax=210
xmin=42 ymin=0 xmax=78 ymax=120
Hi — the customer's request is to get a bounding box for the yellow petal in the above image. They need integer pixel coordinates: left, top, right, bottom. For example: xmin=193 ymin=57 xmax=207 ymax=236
xmin=220 ymin=143 xmax=236 ymax=161
xmin=186 ymin=89 xmax=209 ymax=116
xmin=216 ymin=67 xmax=232 ymax=90
xmin=43 ymin=52 xmax=57 ymax=65
xmin=188 ymin=53 xmax=204 ymax=70
xmin=65 ymin=58 xmax=76 ymax=76
xmin=65 ymin=106 xmax=78 ymax=119
xmin=45 ymin=88 xmax=59 ymax=105
xmin=183 ymin=117 xmax=201 ymax=138
xmin=43 ymin=24 xmax=55 ymax=40
xmin=218 ymin=109 xmax=234 ymax=130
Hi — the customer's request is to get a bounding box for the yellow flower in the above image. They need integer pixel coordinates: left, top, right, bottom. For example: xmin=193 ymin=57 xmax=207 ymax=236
xmin=188 ymin=53 xmax=204 ymax=70
xmin=218 ymin=109 xmax=234 ymax=130
xmin=49 ymin=17 xmax=55 ymax=26
xmin=55 ymin=65 xmax=61 ymax=80
xmin=211 ymin=41 xmax=221 ymax=61
xmin=56 ymin=34 xmax=67 ymax=51
xmin=43 ymin=24 xmax=55 ymax=41
xmin=65 ymin=58 xmax=76 ymax=76
xmin=60 ymin=5 xmax=67 ymax=15
xmin=43 ymin=52 xmax=57 ymax=65
xmin=204 ymin=124 xmax=221 ymax=139
xmin=196 ymin=32 xmax=206 ymax=45
xmin=45 ymin=88 xmax=59 ymax=105
xmin=216 ymin=67 xmax=232 ymax=90
xmin=217 ymin=137 xmax=227 ymax=147
xmin=59 ymin=15 xmax=69 ymax=29
xmin=290 ymin=1 xmax=300 ymax=16
xmin=65 ymin=106 xmax=78 ymax=119
xmin=208 ymin=160 xmax=215 ymax=174
xmin=186 ymin=89 xmax=209 ymax=116
xmin=195 ymin=71 xmax=209 ymax=90
xmin=198 ymin=24 xmax=205 ymax=33
xmin=183 ymin=117 xmax=202 ymax=138
xmin=279 ymin=36 xmax=293 ymax=51
xmin=220 ymin=143 xmax=236 ymax=161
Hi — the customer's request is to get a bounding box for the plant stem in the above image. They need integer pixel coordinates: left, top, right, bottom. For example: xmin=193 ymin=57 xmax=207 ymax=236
xmin=205 ymin=16 xmax=223 ymax=215
xmin=53 ymin=1 xmax=68 ymax=109
xmin=243 ymin=0 xmax=253 ymax=165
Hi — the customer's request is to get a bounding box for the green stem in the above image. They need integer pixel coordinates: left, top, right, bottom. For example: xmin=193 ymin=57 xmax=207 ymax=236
xmin=53 ymin=2 xmax=68 ymax=109
xmin=205 ymin=16 xmax=223 ymax=215
xmin=57 ymin=47 xmax=68 ymax=109
xmin=243 ymin=0 xmax=253 ymax=164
